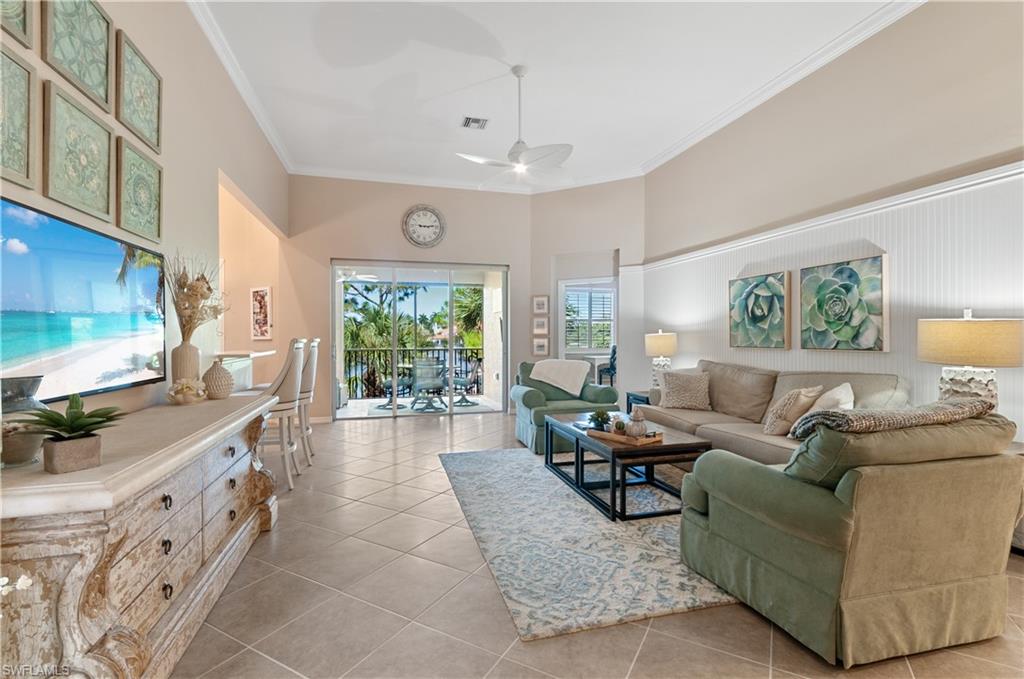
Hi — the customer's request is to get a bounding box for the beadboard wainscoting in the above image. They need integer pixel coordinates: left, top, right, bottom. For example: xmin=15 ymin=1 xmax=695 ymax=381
xmin=640 ymin=163 xmax=1024 ymax=439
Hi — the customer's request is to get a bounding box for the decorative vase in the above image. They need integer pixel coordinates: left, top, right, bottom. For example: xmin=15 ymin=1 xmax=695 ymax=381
xmin=203 ymin=359 xmax=234 ymax=399
xmin=43 ymin=435 xmax=101 ymax=474
xmin=1 ymin=376 xmax=47 ymax=467
xmin=625 ymin=409 xmax=647 ymax=438
xmin=171 ymin=340 xmax=201 ymax=382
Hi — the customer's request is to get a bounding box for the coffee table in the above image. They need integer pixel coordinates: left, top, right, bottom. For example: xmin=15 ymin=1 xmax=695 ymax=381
xmin=544 ymin=412 xmax=712 ymax=521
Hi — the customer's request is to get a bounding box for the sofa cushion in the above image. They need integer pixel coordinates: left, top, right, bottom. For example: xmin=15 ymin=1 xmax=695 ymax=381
xmin=661 ymin=372 xmax=711 ymax=410
xmin=695 ymin=423 xmax=799 ymax=465
xmin=771 ymin=371 xmax=909 ymax=410
xmin=698 ymin=360 xmax=778 ymax=422
xmin=517 ymin=362 xmax=578 ymax=401
xmin=637 ymin=404 xmax=750 ymax=435
xmin=527 ymin=400 xmax=603 ymax=426
xmin=784 ymin=414 xmax=1018 ymax=489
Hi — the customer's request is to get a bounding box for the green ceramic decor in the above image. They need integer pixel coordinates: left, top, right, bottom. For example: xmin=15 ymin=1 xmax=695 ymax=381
xmin=1 ymin=46 xmax=35 ymax=188
xmin=728 ymin=271 xmax=790 ymax=349
xmin=800 ymin=255 xmax=889 ymax=351
xmin=1 ymin=0 xmax=31 ymax=48
xmin=42 ymin=0 xmax=113 ymax=111
xmin=43 ymin=81 xmax=114 ymax=222
xmin=116 ymin=30 xmax=161 ymax=152
xmin=117 ymin=137 xmax=161 ymax=242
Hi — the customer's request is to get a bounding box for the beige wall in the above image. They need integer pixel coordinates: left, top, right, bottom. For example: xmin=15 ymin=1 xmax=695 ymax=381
xmin=0 ymin=1 xmax=288 ymax=413
xmin=279 ymin=175 xmax=531 ymax=418
xmin=644 ymin=1 xmax=1024 ymax=260
xmin=217 ymin=186 xmax=283 ymax=385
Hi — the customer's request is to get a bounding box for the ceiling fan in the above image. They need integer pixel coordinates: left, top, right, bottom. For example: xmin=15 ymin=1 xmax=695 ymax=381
xmin=456 ymin=65 xmax=572 ymax=177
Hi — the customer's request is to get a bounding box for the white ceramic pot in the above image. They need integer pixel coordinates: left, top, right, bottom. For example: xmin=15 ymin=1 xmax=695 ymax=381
xmin=203 ymin=359 xmax=234 ymax=399
xmin=171 ymin=340 xmax=201 ymax=382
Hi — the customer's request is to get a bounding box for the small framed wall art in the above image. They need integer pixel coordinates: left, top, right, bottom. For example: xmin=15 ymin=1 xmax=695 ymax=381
xmin=1 ymin=45 xmax=37 ymax=189
xmin=117 ymin=137 xmax=161 ymax=242
xmin=800 ymin=254 xmax=888 ymax=352
xmin=44 ymin=81 xmax=114 ymax=222
xmin=116 ymin=30 xmax=161 ymax=152
xmin=728 ymin=271 xmax=790 ymax=349
xmin=42 ymin=0 xmax=114 ymax=112
xmin=1 ymin=0 xmax=33 ymax=48
xmin=532 ymin=295 xmax=549 ymax=314
xmin=532 ymin=337 xmax=549 ymax=357
xmin=532 ymin=316 xmax=548 ymax=336
xmin=250 ymin=286 xmax=272 ymax=340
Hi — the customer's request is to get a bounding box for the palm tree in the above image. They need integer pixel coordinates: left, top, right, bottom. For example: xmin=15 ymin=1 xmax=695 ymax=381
xmin=117 ymin=244 xmax=165 ymax=311
xmin=453 ymin=286 xmax=483 ymax=337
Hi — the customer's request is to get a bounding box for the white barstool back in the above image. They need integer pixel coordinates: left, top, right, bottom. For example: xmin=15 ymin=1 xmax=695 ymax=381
xmin=261 ymin=338 xmax=306 ymax=489
xmin=296 ymin=338 xmax=320 ymax=465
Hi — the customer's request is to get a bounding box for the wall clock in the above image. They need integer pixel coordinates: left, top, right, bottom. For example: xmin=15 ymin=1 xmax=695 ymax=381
xmin=402 ymin=204 xmax=446 ymax=248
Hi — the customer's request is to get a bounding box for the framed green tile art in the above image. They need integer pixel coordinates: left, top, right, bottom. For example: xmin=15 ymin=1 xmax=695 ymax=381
xmin=43 ymin=81 xmax=114 ymax=221
xmin=42 ymin=0 xmax=113 ymax=112
xmin=728 ymin=271 xmax=790 ymax=349
xmin=117 ymin=136 xmax=161 ymax=242
xmin=800 ymin=254 xmax=889 ymax=352
xmin=1 ymin=45 xmax=37 ymax=189
xmin=1 ymin=0 xmax=32 ymax=48
xmin=116 ymin=30 xmax=161 ymax=153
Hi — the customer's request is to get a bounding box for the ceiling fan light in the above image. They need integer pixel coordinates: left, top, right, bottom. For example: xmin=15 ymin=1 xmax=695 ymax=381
xmin=514 ymin=163 xmax=527 ymax=174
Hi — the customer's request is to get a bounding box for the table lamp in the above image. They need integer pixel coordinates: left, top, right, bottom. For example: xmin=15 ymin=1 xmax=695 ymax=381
xmin=644 ymin=329 xmax=678 ymax=388
xmin=917 ymin=309 xmax=1023 ymax=407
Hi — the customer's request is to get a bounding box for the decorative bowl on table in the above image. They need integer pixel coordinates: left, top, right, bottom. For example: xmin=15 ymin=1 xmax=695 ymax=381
xmin=167 ymin=379 xmax=208 ymax=405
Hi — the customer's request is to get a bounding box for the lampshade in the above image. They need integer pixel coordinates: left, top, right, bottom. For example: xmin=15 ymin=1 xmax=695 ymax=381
xmin=917 ymin=317 xmax=1023 ymax=367
xmin=645 ymin=330 xmax=678 ymax=358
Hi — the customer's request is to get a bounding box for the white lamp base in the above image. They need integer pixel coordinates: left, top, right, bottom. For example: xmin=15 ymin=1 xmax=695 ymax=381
xmin=939 ymin=366 xmax=998 ymax=407
xmin=651 ymin=356 xmax=671 ymax=388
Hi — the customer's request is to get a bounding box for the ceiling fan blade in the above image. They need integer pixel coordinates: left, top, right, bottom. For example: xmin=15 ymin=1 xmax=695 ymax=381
xmin=456 ymin=152 xmax=513 ymax=168
xmin=520 ymin=144 xmax=573 ymax=169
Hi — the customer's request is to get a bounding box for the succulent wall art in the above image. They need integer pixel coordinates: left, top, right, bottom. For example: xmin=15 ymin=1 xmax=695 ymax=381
xmin=800 ymin=255 xmax=888 ymax=351
xmin=728 ymin=271 xmax=790 ymax=349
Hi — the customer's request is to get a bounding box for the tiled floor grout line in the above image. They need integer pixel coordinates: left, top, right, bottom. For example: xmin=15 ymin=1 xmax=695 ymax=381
xmin=339 ymin=620 xmax=416 ymax=679
xmin=624 ymin=621 xmax=651 ymax=678
xmin=947 ymin=648 xmax=1023 ymax=671
xmin=481 ymin=638 xmax=520 ymax=679
xmin=768 ymin=623 xmax=774 ymax=678
xmin=904 ymin=655 xmax=916 ymax=679
xmin=642 ymin=626 xmax=774 ymax=671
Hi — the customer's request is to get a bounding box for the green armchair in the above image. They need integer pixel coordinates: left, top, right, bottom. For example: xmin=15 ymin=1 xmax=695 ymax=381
xmin=681 ymin=424 xmax=1024 ymax=668
xmin=511 ymin=361 xmax=618 ymax=454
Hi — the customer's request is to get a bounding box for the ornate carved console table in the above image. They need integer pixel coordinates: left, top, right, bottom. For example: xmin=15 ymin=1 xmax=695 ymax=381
xmin=1 ymin=394 xmax=278 ymax=678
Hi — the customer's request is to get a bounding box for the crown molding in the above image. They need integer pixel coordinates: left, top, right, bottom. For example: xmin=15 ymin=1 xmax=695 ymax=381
xmin=639 ymin=161 xmax=1024 ymax=273
xmin=187 ymin=0 xmax=295 ymax=171
xmin=638 ymin=1 xmax=923 ymax=174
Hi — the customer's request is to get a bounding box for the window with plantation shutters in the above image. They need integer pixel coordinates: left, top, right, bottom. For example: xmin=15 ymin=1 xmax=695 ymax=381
xmin=562 ymin=283 xmax=615 ymax=352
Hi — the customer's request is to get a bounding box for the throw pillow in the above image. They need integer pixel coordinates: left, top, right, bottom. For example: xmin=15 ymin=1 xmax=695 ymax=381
xmin=661 ymin=371 xmax=712 ymax=410
xmin=655 ymin=367 xmax=703 ymax=389
xmin=807 ymin=382 xmax=855 ymax=413
xmin=762 ymin=386 xmax=824 ymax=435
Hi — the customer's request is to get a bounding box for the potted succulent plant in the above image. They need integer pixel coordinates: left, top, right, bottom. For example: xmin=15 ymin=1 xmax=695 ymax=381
xmin=17 ymin=394 xmax=123 ymax=474
xmin=588 ymin=409 xmax=612 ymax=431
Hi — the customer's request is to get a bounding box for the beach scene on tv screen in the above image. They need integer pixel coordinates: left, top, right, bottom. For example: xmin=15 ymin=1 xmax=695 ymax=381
xmin=1 ymin=200 xmax=165 ymax=401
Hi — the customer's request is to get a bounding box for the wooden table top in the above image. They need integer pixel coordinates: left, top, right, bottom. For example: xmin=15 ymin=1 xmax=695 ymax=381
xmin=545 ymin=412 xmax=711 ymax=457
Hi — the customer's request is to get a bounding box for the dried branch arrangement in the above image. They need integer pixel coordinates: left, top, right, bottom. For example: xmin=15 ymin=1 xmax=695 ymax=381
xmin=166 ymin=255 xmax=227 ymax=342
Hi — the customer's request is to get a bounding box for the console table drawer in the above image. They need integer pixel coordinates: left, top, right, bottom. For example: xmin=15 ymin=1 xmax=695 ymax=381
xmin=110 ymin=496 xmax=202 ymax=613
xmin=120 ymin=532 xmax=202 ymax=636
xmin=113 ymin=459 xmax=203 ymax=558
xmin=203 ymin=452 xmax=252 ymax=519
xmin=203 ymin=486 xmax=257 ymax=561
xmin=202 ymin=434 xmax=248 ymax=486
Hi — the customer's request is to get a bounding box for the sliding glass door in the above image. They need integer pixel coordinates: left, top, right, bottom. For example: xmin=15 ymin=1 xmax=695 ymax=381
xmin=332 ymin=260 xmax=508 ymax=420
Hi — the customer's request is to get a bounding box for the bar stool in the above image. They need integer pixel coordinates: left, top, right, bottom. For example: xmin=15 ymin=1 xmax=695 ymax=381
xmin=297 ymin=337 xmax=319 ymax=465
xmin=260 ymin=338 xmax=306 ymax=490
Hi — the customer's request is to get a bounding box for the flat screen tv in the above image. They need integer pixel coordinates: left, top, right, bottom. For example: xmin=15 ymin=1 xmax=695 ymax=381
xmin=1 ymin=198 xmax=165 ymax=402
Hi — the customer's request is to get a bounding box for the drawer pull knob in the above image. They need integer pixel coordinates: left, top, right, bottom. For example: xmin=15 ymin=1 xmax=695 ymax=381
xmin=161 ymin=539 xmax=173 ymax=555
xmin=162 ymin=583 xmax=174 ymax=600
xmin=229 ymin=509 xmax=237 ymax=521
xmin=228 ymin=478 xmax=237 ymax=490
xmin=228 ymin=446 xmax=236 ymax=458
xmin=161 ymin=494 xmax=173 ymax=511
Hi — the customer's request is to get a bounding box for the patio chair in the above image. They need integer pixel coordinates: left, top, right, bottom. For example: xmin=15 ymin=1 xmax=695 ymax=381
xmin=410 ymin=358 xmax=447 ymax=412
xmin=453 ymin=359 xmax=482 ymax=407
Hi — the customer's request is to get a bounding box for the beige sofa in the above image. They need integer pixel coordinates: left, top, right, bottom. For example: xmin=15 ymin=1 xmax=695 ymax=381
xmin=637 ymin=359 xmax=911 ymax=464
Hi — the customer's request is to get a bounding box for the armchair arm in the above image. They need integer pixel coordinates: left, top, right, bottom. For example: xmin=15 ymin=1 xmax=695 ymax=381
xmin=581 ymin=383 xmax=618 ymax=404
xmin=510 ymin=384 xmax=546 ymax=409
xmin=692 ymin=450 xmax=855 ymax=550
xmin=648 ymin=388 xmax=662 ymax=406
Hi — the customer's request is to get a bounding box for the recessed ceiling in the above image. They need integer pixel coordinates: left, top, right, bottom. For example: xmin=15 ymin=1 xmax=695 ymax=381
xmin=194 ymin=2 xmax=918 ymax=193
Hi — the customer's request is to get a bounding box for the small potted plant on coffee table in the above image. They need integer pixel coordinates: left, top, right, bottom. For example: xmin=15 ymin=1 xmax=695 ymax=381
xmin=588 ymin=409 xmax=612 ymax=432
xmin=17 ymin=394 xmax=124 ymax=474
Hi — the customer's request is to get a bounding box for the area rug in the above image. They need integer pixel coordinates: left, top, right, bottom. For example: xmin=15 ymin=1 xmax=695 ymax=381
xmin=440 ymin=449 xmax=736 ymax=640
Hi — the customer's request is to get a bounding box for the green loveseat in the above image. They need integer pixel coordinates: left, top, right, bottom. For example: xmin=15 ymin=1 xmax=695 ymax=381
xmin=510 ymin=361 xmax=618 ymax=454
xmin=681 ymin=414 xmax=1023 ymax=668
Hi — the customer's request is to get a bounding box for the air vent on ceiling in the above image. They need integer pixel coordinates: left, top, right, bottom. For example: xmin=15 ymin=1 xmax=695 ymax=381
xmin=461 ymin=117 xmax=488 ymax=130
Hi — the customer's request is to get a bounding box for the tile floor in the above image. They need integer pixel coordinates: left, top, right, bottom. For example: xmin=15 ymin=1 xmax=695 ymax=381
xmin=174 ymin=413 xmax=1024 ymax=679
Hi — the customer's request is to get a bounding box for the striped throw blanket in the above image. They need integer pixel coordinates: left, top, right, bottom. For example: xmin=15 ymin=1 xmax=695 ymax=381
xmin=789 ymin=398 xmax=995 ymax=440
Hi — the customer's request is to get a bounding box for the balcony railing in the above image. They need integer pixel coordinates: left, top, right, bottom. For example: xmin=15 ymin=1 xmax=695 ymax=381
xmin=344 ymin=347 xmax=483 ymax=400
